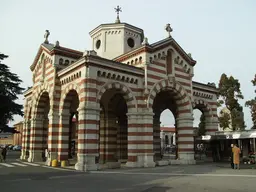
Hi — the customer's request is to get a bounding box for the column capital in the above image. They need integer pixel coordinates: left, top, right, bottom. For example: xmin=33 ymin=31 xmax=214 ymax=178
xmin=48 ymin=111 xmax=59 ymax=118
xmin=23 ymin=119 xmax=30 ymax=124
xmin=30 ymin=116 xmax=44 ymax=121
xmin=127 ymin=112 xmax=154 ymax=117
xmin=176 ymin=116 xmax=194 ymax=122
xmin=78 ymin=105 xmax=101 ymax=112
xmin=59 ymin=113 xmax=70 ymax=119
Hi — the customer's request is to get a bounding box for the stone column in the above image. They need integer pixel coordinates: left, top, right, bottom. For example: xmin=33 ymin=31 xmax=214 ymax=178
xmin=104 ymin=115 xmax=118 ymax=162
xmin=45 ymin=111 xmax=59 ymax=165
xmin=27 ymin=117 xmax=44 ymax=162
xmin=153 ymin=117 xmax=161 ymax=161
xmin=119 ymin=118 xmax=128 ymax=161
xmin=57 ymin=112 xmax=70 ymax=163
xmin=20 ymin=120 xmax=29 ymax=160
xmin=99 ymin=112 xmax=106 ymax=163
xmin=75 ymin=106 xmax=100 ymax=171
xmin=176 ymin=115 xmax=196 ymax=164
xmin=126 ymin=112 xmax=155 ymax=168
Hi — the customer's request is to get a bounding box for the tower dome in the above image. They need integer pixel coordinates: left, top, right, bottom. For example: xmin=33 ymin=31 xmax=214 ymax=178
xmin=89 ymin=6 xmax=144 ymax=60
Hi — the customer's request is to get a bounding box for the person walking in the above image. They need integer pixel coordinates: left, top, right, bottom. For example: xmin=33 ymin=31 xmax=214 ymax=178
xmin=232 ymin=144 xmax=241 ymax=169
xmin=230 ymin=144 xmax=234 ymax=169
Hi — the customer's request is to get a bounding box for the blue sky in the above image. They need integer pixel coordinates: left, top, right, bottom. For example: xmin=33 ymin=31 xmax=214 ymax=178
xmin=1 ymin=0 xmax=255 ymax=128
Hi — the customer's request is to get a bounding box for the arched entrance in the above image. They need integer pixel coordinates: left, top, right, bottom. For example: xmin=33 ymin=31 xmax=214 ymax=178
xmin=99 ymin=88 xmax=128 ymax=167
xmin=153 ymin=90 xmax=178 ymax=161
xmin=193 ymin=100 xmax=214 ymax=161
xmin=28 ymin=91 xmax=50 ymax=162
xmin=149 ymin=79 xmax=195 ymax=164
xmin=160 ymin=109 xmax=176 ymax=155
xmin=59 ymin=89 xmax=79 ymax=165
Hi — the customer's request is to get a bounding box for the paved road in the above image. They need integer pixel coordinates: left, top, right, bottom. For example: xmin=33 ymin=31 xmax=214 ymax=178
xmin=1 ymin=151 xmax=256 ymax=191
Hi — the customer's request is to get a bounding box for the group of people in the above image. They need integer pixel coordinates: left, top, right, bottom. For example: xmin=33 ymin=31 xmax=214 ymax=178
xmin=230 ymin=144 xmax=241 ymax=169
xmin=0 ymin=146 xmax=7 ymax=162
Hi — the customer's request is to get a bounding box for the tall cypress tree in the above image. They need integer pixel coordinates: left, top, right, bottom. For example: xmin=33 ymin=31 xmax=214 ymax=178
xmin=245 ymin=74 xmax=256 ymax=129
xmin=0 ymin=53 xmax=25 ymax=132
xmin=218 ymin=73 xmax=245 ymax=131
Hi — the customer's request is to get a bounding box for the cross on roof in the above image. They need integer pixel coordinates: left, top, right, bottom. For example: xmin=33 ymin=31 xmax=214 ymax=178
xmin=114 ymin=5 xmax=122 ymax=23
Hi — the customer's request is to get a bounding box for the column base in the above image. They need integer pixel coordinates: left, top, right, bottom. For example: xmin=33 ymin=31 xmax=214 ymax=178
xmin=169 ymin=159 xmax=196 ymax=165
xmin=126 ymin=154 xmax=156 ymax=168
xmin=45 ymin=152 xmax=58 ymax=166
xmin=20 ymin=150 xmax=28 ymax=160
xmin=170 ymin=152 xmax=196 ymax=165
xmin=126 ymin=161 xmax=140 ymax=168
xmin=156 ymin=160 xmax=169 ymax=166
xmin=27 ymin=151 xmax=43 ymax=162
xmin=75 ymin=154 xmax=98 ymax=172
xmin=75 ymin=162 xmax=98 ymax=171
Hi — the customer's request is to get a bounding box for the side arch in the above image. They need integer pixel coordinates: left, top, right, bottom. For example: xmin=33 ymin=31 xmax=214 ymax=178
xmin=59 ymin=83 xmax=81 ymax=112
xmin=192 ymin=99 xmax=212 ymax=119
xmin=97 ymin=81 xmax=137 ymax=110
xmin=147 ymin=78 xmax=192 ymax=114
xmin=31 ymin=83 xmax=52 ymax=117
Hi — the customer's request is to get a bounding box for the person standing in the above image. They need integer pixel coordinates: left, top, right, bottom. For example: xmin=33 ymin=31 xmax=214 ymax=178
xmin=0 ymin=147 xmax=3 ymax=162
xmin=230 ymin=144 xmax=234 ymax=169
xmin=2 ymin=146 xmax=7 ymax=162
xmin=232 ymin=144 xmax=241 ymax=169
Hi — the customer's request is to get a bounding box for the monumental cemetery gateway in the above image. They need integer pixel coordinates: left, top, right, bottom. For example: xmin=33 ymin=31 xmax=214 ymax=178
xmin=20 ymin=7 xmax=218 ymax=171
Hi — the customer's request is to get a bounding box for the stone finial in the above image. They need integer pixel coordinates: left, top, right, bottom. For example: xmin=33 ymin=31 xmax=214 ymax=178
xmin=207 ymin=82 xmax=216 ymax=87
xmin=165 ymin=24 xmax=173 ymax=38
xmin=44 ymin=30 xmax=50 ymax=44
xmin=142 ymin=37 xmax=149 ymax=45
xmin=54 ymin=41 xmax=60 ymax=47
xmin=188 ymin=53 xmax=192 ymax=58
xmin=114 ymin=5 xmax=122 ymax=23
xmin=83 ymin=50 xmax=97 ymax=57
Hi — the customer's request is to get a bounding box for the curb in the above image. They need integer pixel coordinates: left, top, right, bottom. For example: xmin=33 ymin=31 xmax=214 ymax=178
xmin=16 ymin=158 xmax=76 ymax=171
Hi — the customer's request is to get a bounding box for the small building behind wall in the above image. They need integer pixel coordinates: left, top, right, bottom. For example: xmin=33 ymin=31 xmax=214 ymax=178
xmin=195 ymin=130 xmax=256 ymax=162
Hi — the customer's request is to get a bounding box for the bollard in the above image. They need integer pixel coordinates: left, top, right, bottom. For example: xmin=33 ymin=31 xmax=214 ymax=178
xmin=61 ymin=160 xmax=66 ymax=167
xmin=51 ymin=159 xmax=58 ymax=167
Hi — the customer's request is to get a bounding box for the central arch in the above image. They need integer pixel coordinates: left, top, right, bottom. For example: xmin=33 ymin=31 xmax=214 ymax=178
xmin=148 ymin=78 xmax=194 ymax=163
xmin=97 ymin=82 xmax=137 ymax=167
xmin=97 ymin=82 xmax=137 ymax=110
xmin=147 ymin=78 xmax=192 ymax=115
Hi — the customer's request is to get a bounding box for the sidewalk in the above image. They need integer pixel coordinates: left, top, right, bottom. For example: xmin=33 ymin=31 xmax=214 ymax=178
xmin=17 ymin=159 xmax=76 ymax=170
xmin=17 ymin=158 xmax=256 ymax=172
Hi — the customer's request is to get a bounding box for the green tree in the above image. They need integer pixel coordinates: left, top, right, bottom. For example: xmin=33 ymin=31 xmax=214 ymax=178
xmin=218 ymin=73 xmax=245 ymax=130
xmin=245 ymin=74 xmax=256 ymax=129
xmin=219 ymin=111 xmax=231 ymax=130
xmin=0 ymin=53 xmax=25 ymax=132
xmin=198 ymin=114 xmax=206 ymax=136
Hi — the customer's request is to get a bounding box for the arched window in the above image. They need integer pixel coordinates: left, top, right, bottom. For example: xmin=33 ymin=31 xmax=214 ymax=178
xmin=65 ymin=60 xmax=69 ymax=65
xmin=59 ymin=58 xmax=63 ymax=65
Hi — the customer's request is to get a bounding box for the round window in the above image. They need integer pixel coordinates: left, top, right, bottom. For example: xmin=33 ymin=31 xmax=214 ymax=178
xmin=96 ymin=40 xmax=101 ymax=49
xmin=127 ymin=38 xmax=135 ymax=48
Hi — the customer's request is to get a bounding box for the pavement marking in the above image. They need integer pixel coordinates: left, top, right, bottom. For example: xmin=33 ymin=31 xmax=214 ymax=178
xmin=89 ymin=171 xmax=256 ymax=178
xmin=0 ymin=163 xmax=15 ymax=167
xmin=11 ymin=162 xmax=28 ymax=167
xmin=41 ymin=165 xmax=76 ymax=172
xmin=4 ymin=178 xmax=32 ymax=182
xmin=49 ymin=173 xmax=86 ymax=179
xmin=21 ymin=162 xmax=41 ymax=166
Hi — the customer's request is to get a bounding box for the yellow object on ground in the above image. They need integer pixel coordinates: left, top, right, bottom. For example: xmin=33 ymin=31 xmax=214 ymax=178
xmin=61 ymin=160 xmax=66 ymax=167
xmin=51 ymin=159 xmax=58 ymax=167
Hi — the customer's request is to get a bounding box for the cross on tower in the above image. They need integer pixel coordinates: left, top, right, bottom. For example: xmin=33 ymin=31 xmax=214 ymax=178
xmin=165 ymin=24 xmax=173 ymax=38
xmin=114 ymin=5 xmax=122 ymax=23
